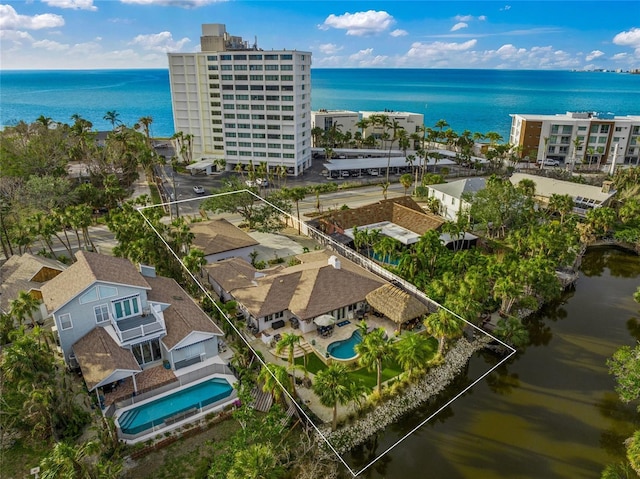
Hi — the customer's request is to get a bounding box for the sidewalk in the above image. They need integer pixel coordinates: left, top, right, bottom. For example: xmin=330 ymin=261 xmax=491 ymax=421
xmin=131 ymin=168 xmax=152 ymax=200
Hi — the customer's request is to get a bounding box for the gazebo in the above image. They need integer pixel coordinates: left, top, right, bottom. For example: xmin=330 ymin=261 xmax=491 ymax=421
xmin=365 ymin=284 xmax=430 ymax=331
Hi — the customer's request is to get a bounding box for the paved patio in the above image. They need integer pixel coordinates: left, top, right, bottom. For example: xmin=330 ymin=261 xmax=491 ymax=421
xmin=102 ymin=364 xmax=178 ymax=406
xmin=248 ymin=314 xmax=401 ymax=426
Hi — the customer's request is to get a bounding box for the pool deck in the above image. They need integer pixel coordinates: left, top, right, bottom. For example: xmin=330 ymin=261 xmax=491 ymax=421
xmin=103 ymin=365 xmax=178 ymax=407
xmin=257 ymin=314 xmax=398 ymax=362
xmin=247 ymin=314 xmax=400 ymax=425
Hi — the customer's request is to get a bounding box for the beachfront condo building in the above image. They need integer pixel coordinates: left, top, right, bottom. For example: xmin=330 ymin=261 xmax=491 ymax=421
xmin=311 ymin=110 xmax=360 ymax=146
xmin=167 ymin=24 xmax=312 ymax=176
xmin=509 ymin=111 xmax=640 ymax=167
xmin=360 ymin=111 xmax=424 ymax=146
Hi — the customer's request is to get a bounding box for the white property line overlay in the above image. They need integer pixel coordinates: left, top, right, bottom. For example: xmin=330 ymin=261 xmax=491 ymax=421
xmin=137 ymin=190 xmax=517 ymax=477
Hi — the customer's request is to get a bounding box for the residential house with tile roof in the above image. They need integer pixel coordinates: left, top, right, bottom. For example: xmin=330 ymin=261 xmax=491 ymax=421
xmin=190 ymin=218 xmax=259 ymax=263
xmin=40 ymin=251 xmax=225 ymax=399
xmin=206 ymin=250 xmax=386 ymax=333
xmin=315 ymin=196 xmax=444 ymax=241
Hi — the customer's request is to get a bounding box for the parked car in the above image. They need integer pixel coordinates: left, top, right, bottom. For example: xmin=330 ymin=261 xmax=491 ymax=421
xmin=192 ymin=185 xmax=205 ymax=195
xmin=256 ymin=178 xmax=269 ymax=187
xmin=341 ymin=171 xmax=350 ymax=178
xmin=538 ymin=159 xmax=560 ymax=167
xmin=245 ymin=179 xmax=257 ymax=187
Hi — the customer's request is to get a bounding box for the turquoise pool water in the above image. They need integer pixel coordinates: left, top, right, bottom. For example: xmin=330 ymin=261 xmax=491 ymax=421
xmin=117 ymin=377 xmax=233 ymax=435
xmin=328 ymin=330 xmax=363 ymax=360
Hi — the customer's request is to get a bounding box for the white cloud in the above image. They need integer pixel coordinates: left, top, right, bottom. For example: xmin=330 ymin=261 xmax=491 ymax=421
xmin=320 ymin=10 xmax=395 ymax=36
xmin=611 ymin=52 xmax=628 ymax=61
xmin=407 ymin=39 xmax=477 ymax=60
xmin=0 ymin=29 xmax=35 ymax=45
xmin=348 ymin=48 xmax=388 ymax=66
xmin=42 ymin=0 xmax=98 ymax=11
xmin=613 ymin=27 xmax=640 ymax=55
xmin=451 ymin=22 xmax=468 ymax=32
xmin=454 ymin=14 xmax=486 ymax=22
xmin=390 ymin=29 xmax=407 ymax=37
xmin=120 ymin=0 xmax=225 ymax=7
xmin=32 ymin=39 xmax=70 ymax=51
xmin=318 ymin=43 xmax=343 ymax=55
xmin=500 ymin=5 xmax=511 ymax=11
xmin=0 ymin=4 xmax=65 ymax=30
xmin=129 ymin=31 xmax=190 ymax=52
xmin=586 ymin=50 xmax=604 ymax=61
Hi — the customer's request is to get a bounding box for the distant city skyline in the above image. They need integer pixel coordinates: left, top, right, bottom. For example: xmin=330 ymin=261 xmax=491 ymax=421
xmin=1 ymin=1 xmax=639 ymax=71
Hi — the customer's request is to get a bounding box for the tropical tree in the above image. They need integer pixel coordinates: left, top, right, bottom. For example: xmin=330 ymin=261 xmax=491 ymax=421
xmin=9 ymin=290 xmax=41 ymax=326
xmin=355 ymin=327 xmax=395 ymax=394
xmin=312 ymin=363 xmax=365 ymax=431
xmin=103 ymin=110 xmax=121 ymax=130
xmin=494 ymin=316 xmax=530 ymax=348
xmin=275 ymin=333 xmax=301 ymax=391
xmin=39 ymin=440 xmax=99 ymax=478
xmin=399 ymin=173 xmax=413 ymax=196
xmin=394 ymin=332 xmax=435 ymax=376
xmin=257 ymin=363 xmax=291 ymax=406
xmin=424 ymin=309 xmax=463 ymax=357
xmin=227 ymin=443 xmax=283 ymax=479
xmin=282 ymin=186 xmax=307 ymax=233
xmin=547 ymin=194 xmax=575 ymax=224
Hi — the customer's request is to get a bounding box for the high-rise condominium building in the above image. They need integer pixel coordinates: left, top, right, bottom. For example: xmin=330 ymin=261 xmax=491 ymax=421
xmin=168 ymin=24 xmax=312 ymax=176
xmin=510 ymin=111 xmax=640 ymax=166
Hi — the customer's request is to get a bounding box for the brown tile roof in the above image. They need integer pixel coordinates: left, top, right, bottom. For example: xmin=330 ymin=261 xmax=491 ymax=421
xmin=203 ymin=257 xmax=259 ymax=292
xmin=145 ymin=275 xmax=223 ymax=350
xmin=41 ymin=251 xmax=150 ymax=312
xmin=366 ymin=284 xmax=430 ymax=324
xmin=0 ymin=253 xmax=67 ymax=312
xmin=318 ymin=196 xmax=443 ymax=234
xmin=231 ymin=251 xmax=386 ymax=320
xmin=190 ymin=219 xmax=259 ymax=256
xmin=73 ymin=327 xmax=141 ymax=391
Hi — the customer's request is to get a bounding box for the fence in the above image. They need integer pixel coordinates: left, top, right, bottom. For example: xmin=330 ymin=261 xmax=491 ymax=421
xmin=110 ymin=362 xmax=235 ymax=414
xmin=300 ymin=220 xmax=441 ymax=313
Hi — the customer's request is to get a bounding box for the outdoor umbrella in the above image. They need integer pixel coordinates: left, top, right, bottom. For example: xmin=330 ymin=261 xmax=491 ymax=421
xmin=313 ymin=314 xmax=336 ymax=327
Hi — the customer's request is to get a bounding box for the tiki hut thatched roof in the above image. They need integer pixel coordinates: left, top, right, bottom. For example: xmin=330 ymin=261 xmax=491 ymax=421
xmin=365 ymin=284 xmax=430 ymax=324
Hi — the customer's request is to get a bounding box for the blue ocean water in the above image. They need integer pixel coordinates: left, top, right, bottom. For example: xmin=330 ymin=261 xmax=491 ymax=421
xmin=1 ymin=68 xmax=638 ymax=140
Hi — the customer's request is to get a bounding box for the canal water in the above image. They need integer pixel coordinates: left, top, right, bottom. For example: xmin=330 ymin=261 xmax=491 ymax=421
xmin=347 ymin=247 xmax=640 ymax=478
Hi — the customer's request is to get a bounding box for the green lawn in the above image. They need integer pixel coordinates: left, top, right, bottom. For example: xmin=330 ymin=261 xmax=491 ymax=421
xmin=349 ymin=360 xmax=404 ymax=391
xmin=295 ymin=353 xmax=404 ymax=392
xmin=293 ymin=335 xmax=438 ymax=392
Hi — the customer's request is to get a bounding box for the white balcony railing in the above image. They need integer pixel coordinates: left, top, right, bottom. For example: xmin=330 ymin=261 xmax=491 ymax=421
xmin=109 ymin=306 xmax=166 ymax=344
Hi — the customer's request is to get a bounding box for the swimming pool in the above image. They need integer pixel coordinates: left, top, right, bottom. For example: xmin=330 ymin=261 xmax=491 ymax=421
xmin=117 ymin=377 xmax=233 ymax=436
xmin=328 ymin=330 xmax=363 ymax=360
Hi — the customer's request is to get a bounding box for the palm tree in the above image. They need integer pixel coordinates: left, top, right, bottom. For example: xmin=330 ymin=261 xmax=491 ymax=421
xmin=355 ymin=327 xmax=395 ymax=394
xmin=312 ymin=363 xmax=365 ymax=431
xmin=257 ymin=363 xmax=290 ymax=406
xmin=424 ymin=309 xmax=463 ymax=357
xmin=394 ymin=332 xmax=435 ymax=377
xmin=283 ymin=187 xmax=307 ymax=234
xmin=9 ymin=291 xmax=41 ymax=326
xmin=103 ymin=110 xmax=121 ymax=130
xmin=494 ymin=316 xmax=529 ymax=348
xmin=399 ymin=173 xmax=413 ymax=196
xmin=228 ymin=443 xmax=283 ymax=479
xmin=275 ymin=333 xmax=301 ymax=391
xmin=135 ymin=116 xmax=153 ymax=144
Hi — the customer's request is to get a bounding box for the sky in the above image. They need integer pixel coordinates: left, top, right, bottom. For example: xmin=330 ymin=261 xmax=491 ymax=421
xmin=1 ymin=0 xmax=639 ymax=70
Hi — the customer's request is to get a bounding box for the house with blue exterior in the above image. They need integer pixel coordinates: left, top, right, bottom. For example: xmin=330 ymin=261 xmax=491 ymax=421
xmin=40 ymin=251 xmax=236 ymax=442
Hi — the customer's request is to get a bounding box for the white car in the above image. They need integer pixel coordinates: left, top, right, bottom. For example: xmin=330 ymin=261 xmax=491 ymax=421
xmin=256 ymin=178 xmax=269 ymax=187
xmin=192 ymin=185 xmax=205 ymax=195
xmin=538 ymin=159 xmax=560 ymax=167
xmin=245 ymin=179 xmax=257 ymax=187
